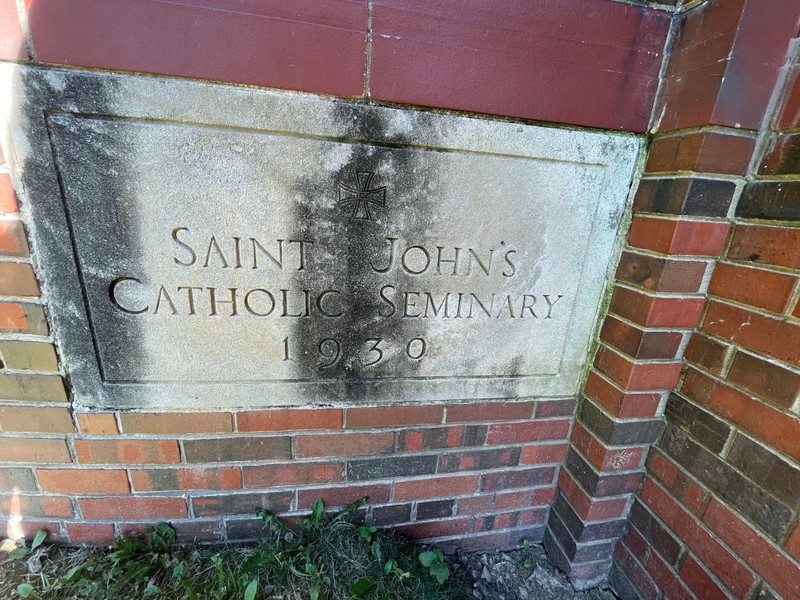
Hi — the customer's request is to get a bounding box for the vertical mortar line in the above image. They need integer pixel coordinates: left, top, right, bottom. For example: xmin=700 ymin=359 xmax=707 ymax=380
xmin=745 ymin=36 xmax=800 ymax=180
xmin=785 ymin=277 xmax=800 ymax=318
xmin=647 ymin=3 xmax=681 ymax=133
xmin=364 ymin=0 xmax=374 ymax=100
xmin=14 ymin=0 xmax=36 ymax=62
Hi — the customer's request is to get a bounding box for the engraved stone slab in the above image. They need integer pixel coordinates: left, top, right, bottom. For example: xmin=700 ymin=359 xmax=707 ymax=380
xmin=1 ymin=65 xmax=641 ymax=409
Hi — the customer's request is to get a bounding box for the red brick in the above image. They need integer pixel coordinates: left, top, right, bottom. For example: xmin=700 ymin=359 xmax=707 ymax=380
xmin=570 ymin=422 xmax=644 ymax=473
xmin=557 ymin=469 xmax=627 ymax=522
xmin=684 ymin=333 xmax=728 ymax=374
xmin=76 ymin=413 xmax=119 ymax=435
xmin=120 ymin=412 xmax=232 ymax=434
xmin=80 ymin=496 xmax=188 ymax=520
xmin=599 ymin=315 xmax=683 ymax=360
xmin=583 ymin=370 xmax=661 ymax=418
xmin=703 ymin=301 xmax=800 ymax=367
xmin=0 ymin=437 xmax=70 ymax=463
xmin=614 ymin=543 xmax=658 ymax=600
xmin=345 ymin=405 xmax=442 ymax=428
xmin=295 ymin=431 xmax=394 ymax=458
xmin=640 ymin=478 xmax=755 ymax=597
xmin=370 ymin=0 xmax=668 ymax=132
xmin=486 ymin=420 xmax=570 ymax=444
xmin=438 ymin=447 xmax=521 ymax=472
xmin=30 ymin=0 xmax=367 ymax=97
xmin=0 ymin=173 xmax=20 ymax=212
xmin=646 ymin=451 xmax=706 ymax=514
xmin=644 ymin=551 xmax=694 ymax=600
xmin=610 ymin=286 xmax=705 ymax=328
xmin=532 ymin=486 xmax=557 ymax=506
xmin=708 ymin=262 xmax=796 ymax=313
xmin=394 ymin=474 xmax=479 ymax=501
xmin=297 ymin=483 xmax=390 ymax=508
xmin=494 ymin=490 xmax=531 ymax=510
xmin=74 ymin=439 xmax=180 ymax=464
xmin=191 ymin=492 xmax=292 ymax=518
xmin=398 ymin=425 xmax=486 ymax=451
xmin=534 ymin=398 xmax=577 ymax=418
xmin=777 ymin=64 xmax=800 ymax=130
xmin=0 ymin=302 xmax=27 ymax=330
xmin=628 ymin=216 xmax=730 ymax=256
xmin=0 ymin=221 xmax=29 ymax=257
xmin=237 ymin=408 xmax=342 ymax=432
xmin=786 ymin=523 xmax=800 ymax=561
xmin=481 ymin=467 xmax=555 ymax=492
xmin=37 ymin=468 xmax=129 ymax=494
xmin=594 ymin=345 xmax=683 ymax=391
xmin=130 ymin=467 xmax=241 ymax=491
xmin=0 ymin=262 xmax=39 ymax=296
xmin=727 ymin=351 xmax=800 ymax=409
xmin=242 ymin=462 xmax=343 ymax=487
xmin=1 ymin=518 xmax=65 ymax=543
xmin=445 ymin=401 xmax=533 ymax=422
xmin=456 ymin=494 xmax=493 ymax=515
xmin=0 ymin=467 xmax=36 ymax=491
xmin=0 ymin=406 xmax=73 ymax=433
xmin=520 ymin=443 xmax=568 ymax=465
xmin=682 ymin=368 xmax=800 ymax=461
xmin=66 ymin=523 xmax=116 ymax=545
xmin=395 ymin=517 xmax=472 ymax=540
xmin=677 ymin=554 xmax=730 ymax=600
xmin=1 ymin=494 xmax=73 ymax=518
xmin=727 ymin=224 xmax=800 ymax=269
xmin=616 ymin=251 xmax=707 ymax=293
xmin=646 ymin=132 xmax=755 ymax=175
xmin=704 ymin=498 xmax=799 ymax=599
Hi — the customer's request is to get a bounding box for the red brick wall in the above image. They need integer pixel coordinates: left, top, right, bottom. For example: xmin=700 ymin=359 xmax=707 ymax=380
xmin=2 ymin=1 xmax=800 ymax=598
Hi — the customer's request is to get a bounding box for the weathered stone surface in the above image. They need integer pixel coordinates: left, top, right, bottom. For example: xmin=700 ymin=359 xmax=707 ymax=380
xmin=2 ymin=65 xmax=640 ymax=409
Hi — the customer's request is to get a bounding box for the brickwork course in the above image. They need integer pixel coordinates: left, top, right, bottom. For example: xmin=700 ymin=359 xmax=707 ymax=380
xmin=1 ymin=0 xmax=799 ymax=597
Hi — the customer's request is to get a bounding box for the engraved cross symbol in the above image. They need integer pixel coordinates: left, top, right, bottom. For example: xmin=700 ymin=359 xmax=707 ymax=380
xmin=338 ymin=171 xmax=386 ymax=221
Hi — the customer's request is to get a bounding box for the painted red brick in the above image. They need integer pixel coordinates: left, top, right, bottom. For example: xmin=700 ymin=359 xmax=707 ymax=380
xmin=446 ymin=401 xmax=533 ymax=423
xmin=727 ymin=224 xmax=800 ymax=270
xmin=640 ymin=478 xmax=755 ymax=597
xmin=28 ymin=0 xmax=367 ymax=97
xmin=727 ymin=350 xmax=800 ymax=409
xmin=609 ymin=286 xmax=705 ymax=328
xmin=677 ymin=554 xmax=731 ymax=600
xmin=703 ymin=498 xmax=799 ymax=599
xmin=0 ymin=437 xmax=71 ymax=463
xmin=76 ymin=413 xmax=119 ymax=435
xmin=594 ymin=345 xmax=683 ymax=391
xmin=682 ymin=368 xmax=800 ymax=461
xmin=295 ymin=431 xmax=394 ymax=458
xmin=80 ymin=496 xmax=188 ymax=520
xmin=130 ymin=467 xmax=242 ymax=492
xmin=66 ymin=523 xmax=116 ymax=545
xmin=370 ymin=0 xmax=669 ymax=132
xmin=0 ymin=406 xmax=73 ymax=433
xmin=237 ymin=408 xmax=342 ymax=432
xmin=120 ymin=412 xmax=232 ymax=434
xmin=628 ymin=216 xmax=730 ymax=256
xmin=345 ymin=405 xmax=442 ymax=428
xmin=242 ymin=462 xmax=343 ymax=487
xmin=684 ymin=333 xmax=728 ymax=374
xmin=394 ymin=474 xmax=479 ymax=501
xmin=486 ymin=420 xmax=570 ymax=444
xmin=702 ymin=301 xmax=800 ymax=367
xmin=583 ymin=370 xmax=662 ymax=419
xmin=36 ymin=468 xmax=130 ymax=494
xmin=520 ymin=443 xmax=569 ymax=465
xmin=708 ymin=262 xmax=796 ymax=313
xmin=297 ymin=483 xmax=390 ymax=508
xmin=0 ymin=0 xmax=26 ymax=60
xmin=74 ymin=439 xmax=180 ymax=464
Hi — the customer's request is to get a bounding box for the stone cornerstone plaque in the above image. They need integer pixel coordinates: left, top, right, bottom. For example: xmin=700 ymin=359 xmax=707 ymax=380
xmin=2 ymin=66 xmax=641 ymax=409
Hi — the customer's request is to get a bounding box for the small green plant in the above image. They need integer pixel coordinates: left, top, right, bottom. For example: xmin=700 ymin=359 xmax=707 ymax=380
xmin=522 ymin=539 xmax=533 ymax=569
xmin=418 ymin=548 xmax=450 ymax=584
xmin=2 ymin=498 xmax=466 ymax=599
